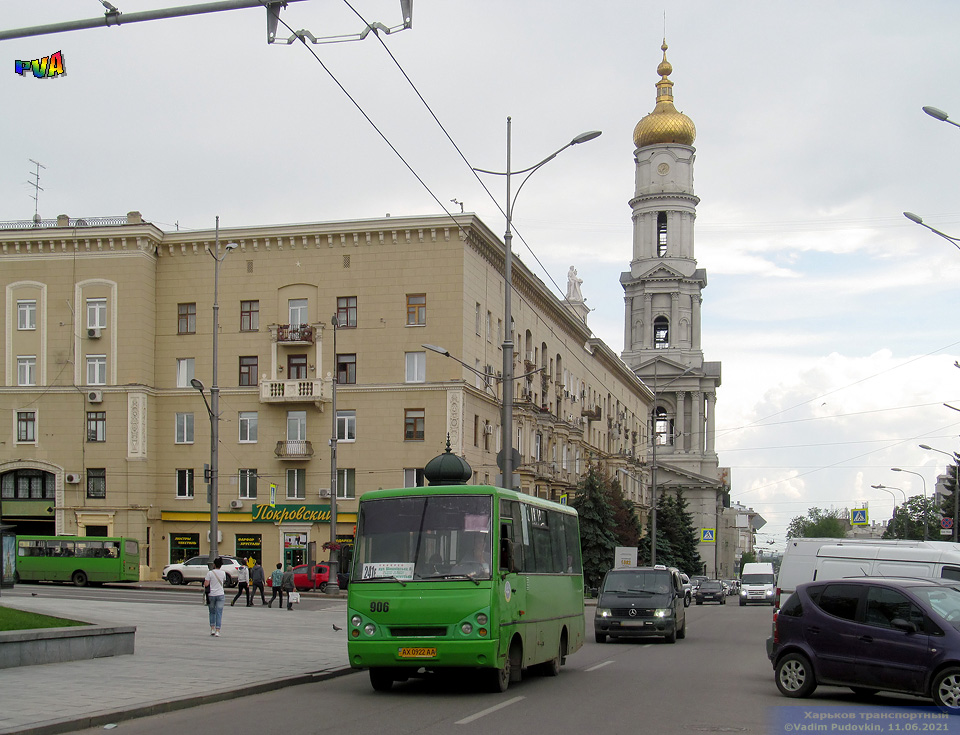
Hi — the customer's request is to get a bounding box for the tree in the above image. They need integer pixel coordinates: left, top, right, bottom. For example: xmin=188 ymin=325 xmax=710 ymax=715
xmin=786 ymin=507 xmax=848 ymax=539
xmin=881 ymin=495 xmax=940 ymax=540
xmin=740 ymin=550 xmax=757 ymax=566
xmin=571 ymin=463 xmax=618 ymax=589
xmin=606 ymin=475 xmax=643 ymax=548
xmin=639 ymin=489 xmax=703 ymax=576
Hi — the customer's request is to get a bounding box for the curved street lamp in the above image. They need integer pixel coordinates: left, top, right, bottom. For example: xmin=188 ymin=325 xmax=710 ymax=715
xmin=890 ymin=467 xmax=929 ymax=540
xmin=919 ymin=444 xmax=959 ymax=541
xmin=871 ymin=484 xmax=904 ymax=538
xmin=923 ymin=105 xmax=960 ymax=129
xmin=473 ymin=120 xmax=601 ymax=491
xmin=326 ymin=314 xmax=341 ymax=595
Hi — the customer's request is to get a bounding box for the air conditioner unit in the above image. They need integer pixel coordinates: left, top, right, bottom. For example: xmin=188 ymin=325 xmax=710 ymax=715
xmin=65 ymin=472 xmax=81 ymax=484
xmin=484 ymin=424 xmax=495 ymax=435
xmin=87 ymin=327 xmax=101 ymax=339
xmin=229 ymin=499 xmax=243 ymax=509
xmin=87 ymin=390 xmax=103 ymax=403
xmin=319 ymin=488 xmax=331 ymax=498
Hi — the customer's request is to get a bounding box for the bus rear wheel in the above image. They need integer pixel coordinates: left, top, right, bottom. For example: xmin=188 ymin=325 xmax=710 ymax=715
xmin=72 ymin=570 xmax=88 ymax=587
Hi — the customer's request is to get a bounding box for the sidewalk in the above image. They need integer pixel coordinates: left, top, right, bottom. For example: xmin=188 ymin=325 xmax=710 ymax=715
xmin=0 ymin=586 xmax=353 ymax=735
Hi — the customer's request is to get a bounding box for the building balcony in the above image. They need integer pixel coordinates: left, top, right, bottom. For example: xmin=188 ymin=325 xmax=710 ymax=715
xmin=259 ymin=379 xmax=328 ymax=404
xmin=581 ymin=405 xmax=601 ymax=421
xmin=276 ymin=324 xmax=315 ymax=344
xmin=275 ymin=440 xmax=314 ymax=459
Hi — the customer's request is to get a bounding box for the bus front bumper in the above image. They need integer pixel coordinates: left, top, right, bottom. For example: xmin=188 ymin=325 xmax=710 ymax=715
xmin=348 ymin=638 xmax=499 ymax=670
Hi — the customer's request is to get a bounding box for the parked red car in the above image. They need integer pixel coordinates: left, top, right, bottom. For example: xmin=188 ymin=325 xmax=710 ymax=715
xmin=264 ymin=563 xmax=329 ymax=591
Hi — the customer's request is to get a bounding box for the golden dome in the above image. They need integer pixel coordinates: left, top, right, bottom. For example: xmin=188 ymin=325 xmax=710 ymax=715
xmin=633 ymin=41 xmax=696 ymax=148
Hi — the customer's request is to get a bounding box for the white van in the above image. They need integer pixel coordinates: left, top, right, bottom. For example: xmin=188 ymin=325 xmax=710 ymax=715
xmin=739 ymin=562 xmax=776 ymax=606
xmin=776 ymin=538 xmax=960 ymax=606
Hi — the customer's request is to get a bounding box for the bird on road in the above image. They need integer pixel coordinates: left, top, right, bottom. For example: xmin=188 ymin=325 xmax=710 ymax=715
xmin=332 ymin=624 xmax=342 ymax=631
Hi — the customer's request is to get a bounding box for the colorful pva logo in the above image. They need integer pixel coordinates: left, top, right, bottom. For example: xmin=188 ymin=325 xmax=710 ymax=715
xmin=15 ymin=51 xmax=66 ymax=79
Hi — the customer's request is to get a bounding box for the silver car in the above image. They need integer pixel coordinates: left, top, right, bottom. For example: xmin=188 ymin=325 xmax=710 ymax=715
xmin=162 ymin=555 xmax=241 ymax=586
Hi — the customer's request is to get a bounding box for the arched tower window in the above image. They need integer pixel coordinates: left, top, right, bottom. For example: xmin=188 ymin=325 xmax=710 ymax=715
xmin=657 ymin=212 xmax=668 ymax=257
xmin=654 ymin=407 xmax=675 ymax=446
xmin=653 ymin=316 xmax=669 ymax=349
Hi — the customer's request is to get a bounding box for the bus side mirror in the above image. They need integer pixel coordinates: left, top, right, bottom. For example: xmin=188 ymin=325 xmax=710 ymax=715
xmin=500 ymin=538 xmax=518 ymax=573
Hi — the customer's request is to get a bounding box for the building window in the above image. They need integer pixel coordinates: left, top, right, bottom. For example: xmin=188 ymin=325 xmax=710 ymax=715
xmin=178 ymin=303 xmax=196 ymax=334
xmin=289 ymin=298 xmax=308 ymax=327
xmin=87 ymin=411 xmax=106 ymax=442
xmin=86 ymin=468 xmax=106 ymax=499
xmin=657 ymin=211 xmax=668 ymax=257
xmin=483 ymin=421 xmax=491 ymax=451
xmin=176 ymin=358 xmax=195 ymax=388
xmin=405 ymin=352 xmax=425 ymax=383
xmin=17 ymin=356 xmax=36 ymax=386
xmin=1 ymin=468 xmax=54 ymax=499
xmin=474 ymin=415 xmax=479 ymax=447
xmin=337 ymin=296 xmax=357 ymax=328
xmin=406 ymin=294 xmax=426 ymax=326
xmin=497 ymin=319 xmax=502 ymax=346
xmin=486 ymin=311 xmax=492 ymax=342
xmin=475 ymin=303 xmax=481 ymax=335
xmin=240 ymin=301 xmax=259 ymax=332
xmin=534 ymin=432 xmax=542 ymax=462
xmin=176 ymin=469 xmax=194 ymax=499
xmin=653 ymin=316 xmax=669 ymax=349
xmin=655 ymin=407 xmax=675 ymax=446
xmin=239 ymin=469 xmax=258 ymax=499
xmin=87 ymin=298 xmax=107 ymax=329
xmin=287 ymin=468 xmax=306 ymax=500
xmin=86 ymin=355 xmax=107 ymax=385
xmin=337 ymin=410 xmax=356 ymax=442
xmin=17 ymin=411 xmax=36 ymax=443
xmin=404 ymin=468 xmax=425 ymax=488
xmin=18 ymin=300 xmax=36 ymax=330
xmin=404 ymin=409 xmax=425 ymax=441
xmin=239 ymin=356 xmax=258 ymax=386
xmin=337 ymin=354 xmax=356 ymax=385
xmin=239 ymin=411 xmax=258 ymax=443
xmin=287 ymin=411 xmax=306 ymax=441
xmin=175 ymin=413 xmax=195 ymax=444
xmin=337 ymin=468 xmax=356 ymax=499
xmin=288 ymin=354 xmax=308 ymax=380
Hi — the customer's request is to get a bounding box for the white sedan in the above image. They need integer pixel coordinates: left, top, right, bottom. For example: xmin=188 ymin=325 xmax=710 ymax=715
xmin=162 ymin=555 xmax=242 ymax=586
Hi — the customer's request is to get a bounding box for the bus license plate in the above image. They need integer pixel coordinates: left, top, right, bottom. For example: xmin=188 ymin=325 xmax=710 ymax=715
xmin=398 ymin=647 xmax=436 ymax=659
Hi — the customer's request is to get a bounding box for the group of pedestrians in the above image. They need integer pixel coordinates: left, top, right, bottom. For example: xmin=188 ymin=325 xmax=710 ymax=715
xmin=204 ymin=558 xmax=298 ymax=636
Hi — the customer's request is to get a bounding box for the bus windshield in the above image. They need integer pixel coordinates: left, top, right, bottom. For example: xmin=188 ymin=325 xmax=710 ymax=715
xmin=353 ymin=495 xmax=493 ymax=582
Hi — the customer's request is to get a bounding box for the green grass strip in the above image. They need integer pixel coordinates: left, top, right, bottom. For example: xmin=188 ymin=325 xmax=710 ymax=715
xmin=0 ymin=606 xmax=90 ymax=631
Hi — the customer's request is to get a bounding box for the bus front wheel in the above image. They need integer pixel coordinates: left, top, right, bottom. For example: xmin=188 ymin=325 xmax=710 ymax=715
xmin=369 ymin=668 xmax=393 ymax=692
xmin=72 ymin=570 xmax=88 ymax=587
xmin=489 ymin=658 xmax=510 ymax=693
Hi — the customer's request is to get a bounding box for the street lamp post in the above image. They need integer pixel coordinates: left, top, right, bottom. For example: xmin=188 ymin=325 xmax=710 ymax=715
xmin=326 ymin=315 xmax=341 ymax=595
xmin=871 ymin=484 xmax=904 ymax=538
xmin=191 ymin=219 xmax=237 ymax=565
xmin=919 ymin=444 xmax=959 ymax=542
xmin=891 ymin=467 xmax=929 ymax=540
xmin=473 ymin=119 xmax=601 ymax=491
xmin=649 ymin=360 xmax=693 ymax=567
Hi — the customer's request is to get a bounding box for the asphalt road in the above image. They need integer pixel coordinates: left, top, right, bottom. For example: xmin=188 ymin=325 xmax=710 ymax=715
xmin=60 ymin=595 xmax=939 ymax=735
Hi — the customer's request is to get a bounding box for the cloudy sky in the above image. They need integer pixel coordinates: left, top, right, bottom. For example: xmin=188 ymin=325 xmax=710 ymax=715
xmin=5 ymin=1 xmax=960 ymax=547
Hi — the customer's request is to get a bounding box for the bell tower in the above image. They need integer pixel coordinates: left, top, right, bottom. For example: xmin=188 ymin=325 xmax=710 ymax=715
xmin=620 ymin=42 xmax=728 ymax=575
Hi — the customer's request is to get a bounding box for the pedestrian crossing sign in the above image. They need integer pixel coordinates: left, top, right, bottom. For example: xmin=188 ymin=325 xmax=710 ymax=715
xmin=701 ymin=528 xmax=716 ymax=543
xmin=851 ymin=508 xmax=868 ymax=526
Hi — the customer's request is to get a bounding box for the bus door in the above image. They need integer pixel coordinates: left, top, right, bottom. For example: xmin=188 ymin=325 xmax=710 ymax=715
xmin=498 ymin=500 xmax=527 ymax=650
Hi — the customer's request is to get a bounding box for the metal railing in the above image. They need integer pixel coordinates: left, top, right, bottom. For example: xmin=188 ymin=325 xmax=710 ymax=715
xmin=275 ymin=440 xmax=314 ymax=459
xmin=0 ymin=216 xmax=128 ymax=230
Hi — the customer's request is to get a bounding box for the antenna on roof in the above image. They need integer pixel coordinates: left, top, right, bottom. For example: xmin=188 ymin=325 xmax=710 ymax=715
xmin=26 ymin=159 xmax=45 ymax=222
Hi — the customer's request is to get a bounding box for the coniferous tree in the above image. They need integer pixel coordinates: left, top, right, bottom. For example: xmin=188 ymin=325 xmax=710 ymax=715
xmin=571 ymin=463 xmax=618 ymax=589
xmin=606 ymin=475 xmax=643 ymax=548
xmin=669 ymin=490 xmax=704 ymax=576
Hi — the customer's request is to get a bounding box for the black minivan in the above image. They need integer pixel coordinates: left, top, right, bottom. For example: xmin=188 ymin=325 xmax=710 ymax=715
xmin=594 ymin=565 xmax=687 ymax=644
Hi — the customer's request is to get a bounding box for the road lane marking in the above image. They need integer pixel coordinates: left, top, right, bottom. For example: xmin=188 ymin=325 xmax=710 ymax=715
xmin=585 ymin=660 xmax=614 ymax=672
xmin=456 ymin=696 xmax=525 ymax=725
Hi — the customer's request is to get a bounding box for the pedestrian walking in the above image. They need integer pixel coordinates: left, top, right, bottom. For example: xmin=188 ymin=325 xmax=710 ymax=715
xmin=204 ymin=557 xmax=227 ymax=637
xmin=250 ymin=560 xmax=266 ymax=605
xmin=282 ymin=565 xmax=296 ymax=610
xmin=231 ymin=559 xmax=250 ymax=607
xmin=268 ymin=562 xmax=284 ymax=608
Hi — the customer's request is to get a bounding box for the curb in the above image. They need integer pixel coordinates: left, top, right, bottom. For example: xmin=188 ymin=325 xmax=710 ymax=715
xmin=4 ymin=666 xmax=358 ymax=735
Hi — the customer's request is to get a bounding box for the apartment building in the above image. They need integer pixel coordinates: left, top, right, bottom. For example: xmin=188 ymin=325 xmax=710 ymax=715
xmin=0 ymin=211 xmax=651 ymax=579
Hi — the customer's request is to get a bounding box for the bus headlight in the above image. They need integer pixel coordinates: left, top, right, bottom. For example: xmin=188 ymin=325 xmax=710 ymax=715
xmin=364 ymin=623 xmax=377 ymax=636
xmin=461 ymin=622 xmax=473 ymax=635
xmin=351 ymin=615 xmax=362 ymax=627
xmin=476 ymin=613 xmax=488 ymax=625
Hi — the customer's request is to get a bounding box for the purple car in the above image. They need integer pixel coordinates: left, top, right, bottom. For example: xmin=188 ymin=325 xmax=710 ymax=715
xmin=768 ymin=577 xmax=960 ymax=710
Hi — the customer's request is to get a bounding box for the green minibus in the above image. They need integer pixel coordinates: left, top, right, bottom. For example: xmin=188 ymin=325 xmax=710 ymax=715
xmin=15 ymin=535 xmax=140 ymax=587
xmin=346 ymin=485 xmax=584 ymax=692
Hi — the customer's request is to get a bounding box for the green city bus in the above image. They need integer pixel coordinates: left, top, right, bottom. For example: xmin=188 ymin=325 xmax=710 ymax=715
xmin=15 ymin=535 xmax=140 ymax=587
xmin=346 ymin=485 xmax=584 ymax=692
